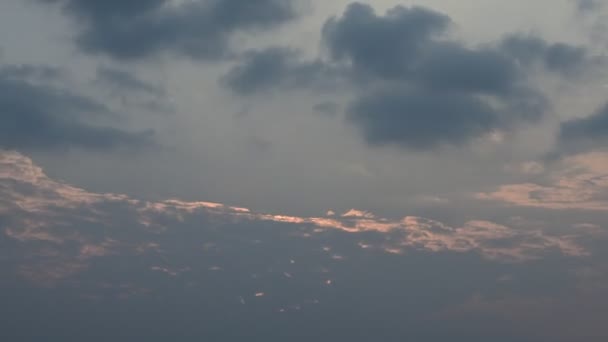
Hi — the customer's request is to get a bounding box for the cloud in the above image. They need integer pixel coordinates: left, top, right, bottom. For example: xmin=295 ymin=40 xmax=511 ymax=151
xmin=224 ymin=3 xmax=602 ymax=151
xmin=0 ymin=63 xmax=154 ymax=151
xmin=2 ymin=149 xmax=606 ymax=341
xmin=221 ymin=47 xmax=329 ymax=95
xmin=347 ymin=87 xmax=504 ymax=150
xmin=94 ymin=66 xmax=176 ymax=114
xmin=557 ymin=102 xmax=608 ymax=155
xmin=321 ymin=3 xmax=451 ymax=79
xmin=409 ymin=43 xmax=520 ymax=94
xmin=400 ymin=217 xmax=587 ymax=260
xmin=477 ymin=152 xmax=608 ymax=211
xmin=37 ymin=0 xmax=304 ymax=60
xmin=499 ymin=34 xmax=592 ymax=76
xmin=321 ymin=4 xmax=562 ymax=150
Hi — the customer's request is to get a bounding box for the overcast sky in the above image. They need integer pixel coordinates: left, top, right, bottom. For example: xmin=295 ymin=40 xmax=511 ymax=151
xmin=2 ymin=0 xmax=608 ymax=341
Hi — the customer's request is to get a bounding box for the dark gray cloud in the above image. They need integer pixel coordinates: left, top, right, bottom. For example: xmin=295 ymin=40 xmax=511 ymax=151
xmin=221 ymin=47 xmax=328 ymax=95
xmin=0 ymin=64 xmax=154 ymax=151
xmin=411 ymin=43 xmax=519 ymax=94
xmin=348 ymin=87 xmax=502 ymax=150
xmin=319 ymin=4 xmax=525 ymax=90
xmin=222 ymin=3 xmax=599 ymax=150
xmin=322 ymin=3 xmax=551 ymax=150
xmin=321 ymin=4 xmax=588 ymax=87
xmin=322 ymin=2 xmax=451 ymax=80
xmin=557 ymin=102 xmax=608 ymax=154
xmin=37 ymin=0 xmax=304 ymax=60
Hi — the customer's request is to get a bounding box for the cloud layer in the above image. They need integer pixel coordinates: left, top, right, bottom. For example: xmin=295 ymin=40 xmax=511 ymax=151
xmin=0 ymin=149 xmax=591 ymax=283
xmin=2 ymin=149 xmax=607 ymax=341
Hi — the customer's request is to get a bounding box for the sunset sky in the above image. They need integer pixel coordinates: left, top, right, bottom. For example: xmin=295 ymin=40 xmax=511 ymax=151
xmin=2 ymin=0 xmax=608 ymax=341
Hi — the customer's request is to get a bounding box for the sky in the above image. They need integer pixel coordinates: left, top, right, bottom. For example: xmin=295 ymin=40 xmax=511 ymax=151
xmin=1 ymin=0 xmax=608 ymax=341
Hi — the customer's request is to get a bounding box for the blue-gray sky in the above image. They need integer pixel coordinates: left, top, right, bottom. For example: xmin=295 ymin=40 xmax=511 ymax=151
xmin=1 ymin=1 xmax=608 ymax=341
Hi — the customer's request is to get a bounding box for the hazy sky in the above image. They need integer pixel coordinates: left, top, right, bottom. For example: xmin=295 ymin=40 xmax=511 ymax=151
xmin=2 ymin=1 xmax=608 ymax=341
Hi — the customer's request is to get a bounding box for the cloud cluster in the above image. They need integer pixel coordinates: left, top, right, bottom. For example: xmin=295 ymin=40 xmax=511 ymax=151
xmin=224 ymin=3 xmax=599 ymax=150
xmin=30 ymin=1 xmax=606 ymax=155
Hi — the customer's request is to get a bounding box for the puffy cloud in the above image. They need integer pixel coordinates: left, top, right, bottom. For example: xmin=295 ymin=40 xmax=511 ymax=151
xmin=224 ymin=2 xmax=602 ymax=151
xmin=347 ymin=87 xmax=504 ymax=150
xmin=37 ymin=0 xmax=305 ymax=60
xmin=321 ymin=3 xmax=597 ymax=85
xmin=321 ymin=3 xmax=451 ymax=79
xmin=323 ymin=4 xmax=560 ymax=150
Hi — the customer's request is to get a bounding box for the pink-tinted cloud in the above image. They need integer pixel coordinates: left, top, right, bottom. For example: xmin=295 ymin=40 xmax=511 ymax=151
xmin=478 ymin=152 xmax=608 ymax=211
xmin=0 ymin=150 xmax=594 ymax=286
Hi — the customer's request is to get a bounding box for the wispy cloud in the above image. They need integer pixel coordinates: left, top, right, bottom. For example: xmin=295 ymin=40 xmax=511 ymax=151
xmin=478 ymin=152 xmax=608 ymax=211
